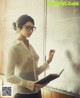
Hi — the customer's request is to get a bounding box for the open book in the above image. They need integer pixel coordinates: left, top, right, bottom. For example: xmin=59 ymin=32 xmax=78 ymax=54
xmin=35 ymin=69 xmax=64 ymax=84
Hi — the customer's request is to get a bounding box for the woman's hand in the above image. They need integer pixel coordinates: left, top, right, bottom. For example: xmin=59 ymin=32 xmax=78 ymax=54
xmin=47 ymin=49 xmax=55 ymax=64
xmin=34 ymin=83 xmax=47 ymax=91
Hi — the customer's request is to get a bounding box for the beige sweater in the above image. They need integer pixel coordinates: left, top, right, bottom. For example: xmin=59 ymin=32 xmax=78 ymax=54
xmin=6 ymin=40 xmax=49 ymax=95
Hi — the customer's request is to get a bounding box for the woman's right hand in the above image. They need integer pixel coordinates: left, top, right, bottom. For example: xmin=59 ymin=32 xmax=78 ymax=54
xmin=34 ymin=83 xmax=47 ymax=91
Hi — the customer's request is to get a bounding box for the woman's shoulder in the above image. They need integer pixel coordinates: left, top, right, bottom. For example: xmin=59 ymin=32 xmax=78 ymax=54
xmin=9 ymin=40 xmax=21 ymax=50
xmin=14 ymin=40 xmax=21 ymax=45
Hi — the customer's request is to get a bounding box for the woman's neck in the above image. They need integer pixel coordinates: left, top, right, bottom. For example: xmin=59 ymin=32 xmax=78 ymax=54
xmin=18 ymin=34 xmax=27 ymax=41
xmin=18 ymin=34 xmax=30 ymax=49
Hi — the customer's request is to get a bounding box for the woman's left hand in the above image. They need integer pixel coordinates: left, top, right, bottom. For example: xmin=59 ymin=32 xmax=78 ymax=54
xmin=47 ymin=49 xmax=55 ymax=64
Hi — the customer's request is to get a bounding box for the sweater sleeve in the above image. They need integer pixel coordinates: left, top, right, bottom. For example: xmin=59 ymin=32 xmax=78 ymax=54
xmin=6 ymin=47 xmax=34 ymax=91
xmin=37 ymin=61 xmax=49 ymax=75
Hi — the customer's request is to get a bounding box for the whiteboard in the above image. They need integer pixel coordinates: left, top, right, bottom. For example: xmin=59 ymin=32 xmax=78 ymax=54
xmin=46 ymin=2 xmax=80 ymax=96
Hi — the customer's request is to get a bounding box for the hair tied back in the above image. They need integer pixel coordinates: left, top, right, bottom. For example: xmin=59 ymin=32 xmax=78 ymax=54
xmin=12 ymin=22 xmax=17 ymax=30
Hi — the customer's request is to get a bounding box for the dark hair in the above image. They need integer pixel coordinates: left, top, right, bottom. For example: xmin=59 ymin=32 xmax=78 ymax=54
xmin=12 ymin=15 xmax=35 ymax=30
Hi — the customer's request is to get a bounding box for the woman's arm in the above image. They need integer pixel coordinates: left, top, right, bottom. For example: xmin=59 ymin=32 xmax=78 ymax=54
xmin=37 ymin=49 xmax=55 ymax=75
xmin=6 ymin=48 xmax=34 ymax=91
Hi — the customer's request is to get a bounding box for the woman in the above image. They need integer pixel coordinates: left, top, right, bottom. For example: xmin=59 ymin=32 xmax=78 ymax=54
xmin=6 ymin=14 xmax=55 ymax=98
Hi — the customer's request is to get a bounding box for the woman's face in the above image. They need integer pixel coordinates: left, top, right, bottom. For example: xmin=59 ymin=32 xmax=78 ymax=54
xmin=20 ymin=21 xmax=36 ymax=38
